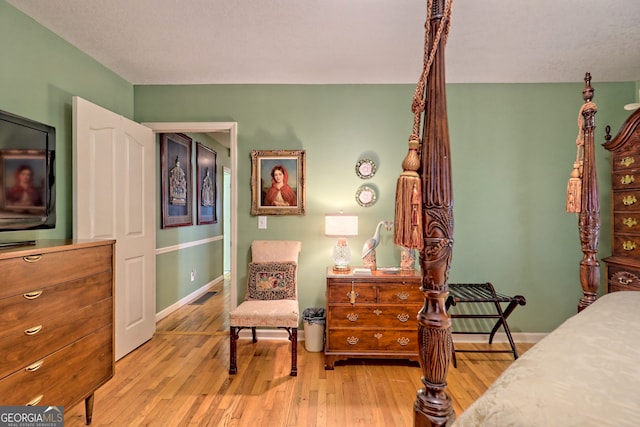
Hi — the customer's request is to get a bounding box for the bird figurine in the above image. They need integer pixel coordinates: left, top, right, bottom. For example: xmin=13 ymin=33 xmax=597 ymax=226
xmin=362 ymin=220 xmax=392 ymax=270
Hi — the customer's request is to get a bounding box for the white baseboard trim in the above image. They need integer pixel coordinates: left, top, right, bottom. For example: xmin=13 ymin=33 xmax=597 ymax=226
xmin=155 ymin=274 xmax=225 ymax=322
xmin=452 ymin=332 xmax=545 ymax=344
xmin=238 ymin=330 xmax=547 ymax=343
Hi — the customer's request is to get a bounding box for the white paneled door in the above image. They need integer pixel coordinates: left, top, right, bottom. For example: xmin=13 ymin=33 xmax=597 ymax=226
xmin=73 ymin=96 xmax=156 ymax=360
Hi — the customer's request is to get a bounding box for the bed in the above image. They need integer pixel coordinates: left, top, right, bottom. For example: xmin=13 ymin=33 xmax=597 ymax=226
xmin=449 ymin=77 xmax=640 ymax=425
xmin=452 ymin=291 xmax=640 ymax=426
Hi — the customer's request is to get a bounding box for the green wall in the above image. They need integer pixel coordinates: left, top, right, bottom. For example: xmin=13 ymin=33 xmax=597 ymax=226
xmin=0 ymin=1 xmax=227 ymax=314
xmin=4 ymin=0 xmax=638 ymax=334
xmin=0 ymin=0 xmax=134 ymax=240
xmin=134 ymin=83 xmax=635 ymax=333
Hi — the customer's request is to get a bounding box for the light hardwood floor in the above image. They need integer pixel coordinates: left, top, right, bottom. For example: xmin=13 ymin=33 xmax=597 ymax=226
xmin=65 ymin=277 xmax=530 ymax=426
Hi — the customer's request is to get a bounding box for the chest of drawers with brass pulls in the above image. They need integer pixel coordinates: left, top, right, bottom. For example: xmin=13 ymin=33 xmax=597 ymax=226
xmin=0 ymin=239 xmax=115 ymax=424
xmin=603 ymin=108 xmax=640 ymax=293
xmin=324 ymin=267 xmax=422 ymax=369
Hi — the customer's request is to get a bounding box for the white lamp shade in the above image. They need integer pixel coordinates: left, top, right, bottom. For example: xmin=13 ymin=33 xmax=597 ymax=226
xmin=325 ymin=214 xmax=358 ymax=237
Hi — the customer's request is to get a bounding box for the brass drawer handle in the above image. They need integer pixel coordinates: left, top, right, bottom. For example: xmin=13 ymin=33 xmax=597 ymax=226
xmin=397 ymin=313 xmax=410 ymax=323
xmin=23 ymin=290 xmax=43 ymax=300
xmin=396 ymin=291 xmax=410 ymax=300
xmin=23 ymin=254 xmax=43 ymax=263
xmin=346 ymin=336 xmax=359 ymax=345
xmin=621 ymin=175 xmax=636 ymax=185
xmin=24 ymin=325 xmax=43 ymax=336
xmin=623 ymin=195 xmax=637 ymax=206
xmin=346 ymin=313 xmax=359 ymax=322
xmin=25 ymin=360 xmax=44 ymax=372
xmin=621 ymin=156 xmax=635 ymax=167
xmin=347 ymin=290 xmax=358 ymax=304
xmin=622 ymin=241 xmax=637 ymax=251
xmin=26 ymin=395 xmax=44 ymax=406
xmin=397 ymin=337 xmax=410 ymax=346
xmin=623 ymin=217 xmax=638 ymax=228
xmin=618 ymin=277 xmax=633 ymax=285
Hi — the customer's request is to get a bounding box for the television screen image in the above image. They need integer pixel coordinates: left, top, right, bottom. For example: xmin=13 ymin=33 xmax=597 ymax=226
xmin=1 ymin=150 xmax=47 ymax=213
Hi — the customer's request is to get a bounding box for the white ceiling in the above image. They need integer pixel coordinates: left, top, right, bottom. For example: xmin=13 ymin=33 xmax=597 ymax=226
xmin=7 ymin=0 xmax=640 ymax=85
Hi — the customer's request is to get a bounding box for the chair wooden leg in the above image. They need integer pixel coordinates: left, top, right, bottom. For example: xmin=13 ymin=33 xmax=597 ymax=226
xmin=251 ymin=327 xmax=257 ymax=343
xmin=229 ymin=326 xmax=238 ymax=374
xmin=290 ymin=327 xmax=298 ymax=376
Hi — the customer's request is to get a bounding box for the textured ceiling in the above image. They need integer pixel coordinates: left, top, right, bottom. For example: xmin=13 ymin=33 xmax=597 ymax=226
xmin=7 ymin=0 xmax=640 ymax=85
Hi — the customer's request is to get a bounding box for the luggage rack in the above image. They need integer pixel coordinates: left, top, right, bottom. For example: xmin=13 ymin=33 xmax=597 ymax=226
xmin=446 ymin=282 xmax=526 ymax=367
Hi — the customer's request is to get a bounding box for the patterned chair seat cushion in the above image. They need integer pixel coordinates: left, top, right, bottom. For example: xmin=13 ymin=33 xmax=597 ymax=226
xmin=229 ymin=299 xmax=299 ymax=328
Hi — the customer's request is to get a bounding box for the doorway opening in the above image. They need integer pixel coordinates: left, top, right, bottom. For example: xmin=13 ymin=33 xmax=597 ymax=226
xmin=143 ymin=122 xmax=238 ymax=309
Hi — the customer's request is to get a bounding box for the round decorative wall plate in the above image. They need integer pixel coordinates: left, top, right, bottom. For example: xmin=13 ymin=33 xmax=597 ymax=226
xmin=355 ymin=185 xmax=377 ymax=207
xmin=355 ymin=159 xmax=377 ymax=179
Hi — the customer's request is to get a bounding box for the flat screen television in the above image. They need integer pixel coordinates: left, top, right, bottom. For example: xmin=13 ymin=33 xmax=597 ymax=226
xmin=0 ymin=109 xmax=56 ymax=239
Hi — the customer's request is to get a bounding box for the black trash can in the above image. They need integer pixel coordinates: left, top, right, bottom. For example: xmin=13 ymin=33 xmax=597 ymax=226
xmin=302 ymin=308 xmax=326 ymax=352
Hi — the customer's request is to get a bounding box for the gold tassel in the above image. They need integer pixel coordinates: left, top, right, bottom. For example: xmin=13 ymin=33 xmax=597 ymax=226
xmin=566 ymin=161 xmax=582 ymax=213
xmin=394 ymin=139 xmax=424 ymax=249
xmin=566 ymin=101 xmax=591 ymax=214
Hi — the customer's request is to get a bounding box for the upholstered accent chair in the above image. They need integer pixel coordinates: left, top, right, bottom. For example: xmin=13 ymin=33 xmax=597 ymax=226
xmin=229 ymin=240 xmax=301 ymax=376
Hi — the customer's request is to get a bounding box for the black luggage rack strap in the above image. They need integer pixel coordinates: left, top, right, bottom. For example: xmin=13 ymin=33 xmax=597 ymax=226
xmin=446 ymin=282 xmax=526 ymax=367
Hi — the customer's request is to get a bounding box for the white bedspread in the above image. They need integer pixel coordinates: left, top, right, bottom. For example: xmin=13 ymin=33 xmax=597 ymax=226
xmin=452 ymin=291 xmax=640 ymax=427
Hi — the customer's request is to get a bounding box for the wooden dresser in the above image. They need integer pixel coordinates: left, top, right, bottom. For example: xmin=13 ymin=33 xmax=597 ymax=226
xmin=603 ymin=108 xmax=640 ymax=292
xmin=0 ymin=239 xmax=115 ymax=424
xmin=324 ymin=267 xmax=422 ymax=369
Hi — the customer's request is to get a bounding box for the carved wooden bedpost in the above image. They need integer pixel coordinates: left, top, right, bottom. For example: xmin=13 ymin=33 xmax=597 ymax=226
xmin=414 ymin=0 xmax=455 ymax=425
xmin=577 ymin=73 xmax=600 ymax=312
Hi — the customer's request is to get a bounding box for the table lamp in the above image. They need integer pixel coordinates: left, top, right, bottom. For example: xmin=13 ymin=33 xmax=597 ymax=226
xmin=325 ymin=213 xmax=358 ymax=271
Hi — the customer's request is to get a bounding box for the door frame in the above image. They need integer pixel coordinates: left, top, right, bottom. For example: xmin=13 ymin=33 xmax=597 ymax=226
xmin=223 ymin=166 xmax=231 ymax=274
xmin=143 ymin=122 xmax=238 ymax=309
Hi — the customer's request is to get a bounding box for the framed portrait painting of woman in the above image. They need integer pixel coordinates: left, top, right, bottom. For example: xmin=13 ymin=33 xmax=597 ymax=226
xmin=250 ymin=149 xmax=306 ymax=215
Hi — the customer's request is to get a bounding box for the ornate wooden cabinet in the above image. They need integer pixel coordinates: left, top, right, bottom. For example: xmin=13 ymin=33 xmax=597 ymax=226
xmin=603 ymin=108 xmax=640 ymax=292
xmin=0 ymin=239 xmax=115 ymax=424
xmin=324 ymin=268 xmax=422 ymax=369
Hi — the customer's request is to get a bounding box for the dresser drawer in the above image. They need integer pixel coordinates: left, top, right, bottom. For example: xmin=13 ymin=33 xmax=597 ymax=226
xmin=607 ymin=264 xmax=640 ymax=292
xmin=327 ymin=283 xmax=377 ymax=304
xmin=612 ymin=170 xmax=640 ymax=190
xmin=0 ymin=298 xmax=112 ymax=379
xmin=613 ymin=213 xmax=640 ymax=236
xmin=612 ymin=190 xmax=640 ymax=212
xmin=0 ymin=325 xmax=112 ymax=406
xmin=0 ymin=245 xmax=112 ymax=299
xmin=326 ymin=329 xmax=418 ymax=353
xmin=612 ymin=147 xmax=640 ymax=171
xmin=378 ymin=283 xmax=422 ymax=304
xmin=0 ymin=271 xmax=112 ymax=338
xmin=611 ymin=234 xmax=640 ymax=258
xmin=328 ymin=305 xmax=421 ymax=328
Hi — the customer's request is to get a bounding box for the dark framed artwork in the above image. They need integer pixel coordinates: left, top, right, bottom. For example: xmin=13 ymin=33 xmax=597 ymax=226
xmin=196 ymin=142 xmax=217 ymax=225
xmin=160 ymin=133 xmax=193 ymax=228
xmin=250 ymin=149 xmax=305 ymax=216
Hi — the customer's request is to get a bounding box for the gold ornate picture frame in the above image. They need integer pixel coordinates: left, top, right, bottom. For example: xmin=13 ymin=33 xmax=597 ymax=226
xmin=250 ymin=149 xmax=305 ymax=215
